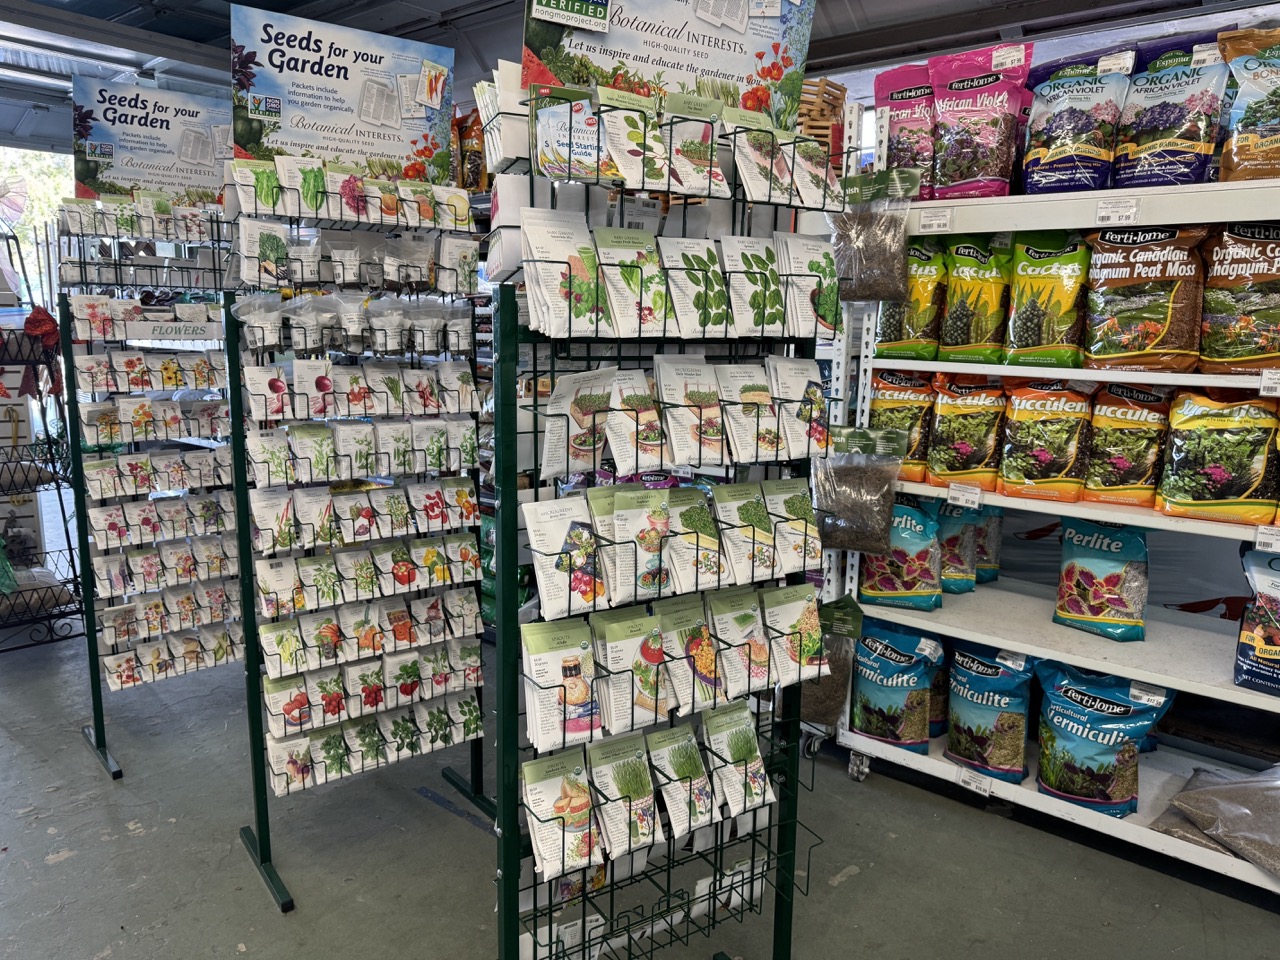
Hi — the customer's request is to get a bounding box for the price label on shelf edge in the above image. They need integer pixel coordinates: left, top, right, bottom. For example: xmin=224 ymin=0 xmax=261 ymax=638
xmin=956 ymin=767 xmax=993 ymax=797
xmin=1256 ymin=524 xmax=1280 ymax=552
xmin=917 ymin=208 xmax=953 ymax=234
xmin=1260 ymin=369 xmax=1280 ymax=397
xmin=1095 ymin=197 xmax=1140 ymax=227
xmin=947 ymin=484 xmax=982 ymax=510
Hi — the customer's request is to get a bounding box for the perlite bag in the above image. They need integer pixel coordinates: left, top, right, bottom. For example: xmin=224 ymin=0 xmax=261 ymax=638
xmin=1053 ymin=519 xmax=1148 ymax=642
xmin=939 ymin=234 xmax=1013 ymax=362
xmin=975 ymin=505 xmax=1003 ymax=583
xmin=867 ymin=371 xmax=934 ymax=482
xmin=1036 ymin=662 xmax=1171 ymax=816
xmin=1082 ymin=383 xmax=1172 ymax=507
xmin=936 ymin=502 xmax=978 ymax=594
xmin=925 ymin=374 xmax=1005 ymax=491
xmin=945 ymin=642 xmax=1037 ymax=783
xmin=1200 ymin=222 xmax=1280 ymax=373
xmin=874 ymin=239 xmax=946 ymax=360
xmin=1004 ymin=231 xmax=1090 ymax=366
xmin=852 ymin=619 xmax=944 ymax=754
xmin=997 ymin=380 xmax=1093 ymax=502
xmin=857 ymin=494 xmax=941 ymax=612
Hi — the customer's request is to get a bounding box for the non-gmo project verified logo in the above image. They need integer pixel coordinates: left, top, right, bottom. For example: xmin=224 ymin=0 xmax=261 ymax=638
xmin=86 ymin=142 xmax=114 ymax=160
xmin=249 ymin=95 xmax=282 ymax=120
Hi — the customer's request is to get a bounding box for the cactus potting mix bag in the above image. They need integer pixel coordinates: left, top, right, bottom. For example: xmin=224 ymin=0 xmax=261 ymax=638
xmin=1113 ymin=32 xmax=1230 ymax=188
xmin=945 ymin=642 xmax=1037 ymax=783
xmin=936 ymin=502 xmax=978 ymax=594
xmin=927 ymin=42 xmax=1034 ymax=199
xmin=1219 ymin=29 xmax=1280 ymax=182
xmin=874 ymin=63 xmax=935 ymax=200
xmin=1005 ymin=231 xmax=1091 ymax=366
xmin=867 ymin=371 xmax=935 ymax=482
xmin=874 ymin=239 xmax=946 ymax=360
xmin=1036 ymin=662 xmax=1171 ymax=816
xmin=1053 ymin=519 xmax=1148 ymax=642
xmin=1200 ymin=223 xmax=1280 ymax=373
xmin=925 ymin=374 xmax=1005 ymax=491
xmin=857 ymin=494 xmax=941 ymax=611
xmin=1237 ymin=550 xmax=1280 ymax=696
xmin=1083 ymin=384 xmax=1172 ymax=507
xmin=975 ymin=505 xmax=1003 ymax=583
xmin=1083 ymin=226 xmax=1207 ymax=372
xmin=997 ymin=380 xmax=1093 ymax=502
xmin=1024 ymin=48 xmax=1134 ymax=194
xmin=853 ymin=619 xmax=944 ymax=753
xmin=940 ymin=234 xmax=1014 ymax=362
xmin=1156 ymin=390 xmax=1280 ymax=524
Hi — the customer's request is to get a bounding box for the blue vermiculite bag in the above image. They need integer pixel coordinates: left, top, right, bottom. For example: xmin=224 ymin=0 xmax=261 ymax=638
xmin=944 ymin=641 xmax=1037 ymax=783
xmin=852 ymin=619 xmax=944 ymax=754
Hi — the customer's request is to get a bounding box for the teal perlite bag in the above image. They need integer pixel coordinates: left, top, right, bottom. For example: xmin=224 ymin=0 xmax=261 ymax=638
xmin=852 ymin=619 xmax=944 ymax=754
xmin=944 ymin=641 xmax=1037 ymax=783
xmin=937 ymin=501 xmax=979 ymax=594
xmin=1053 ymin=519 xmax=1148 ymax=641
xmin=975 ymin=504 xmax=1003 ymax=583
xmin=857 ymin=495 xmax=942 ymax=611
xmin=1035 ymin=662 xmax=1172 ymax=816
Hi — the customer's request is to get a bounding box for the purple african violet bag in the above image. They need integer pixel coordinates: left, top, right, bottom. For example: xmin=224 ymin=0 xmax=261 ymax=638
xmin=874 ymin=63 xmax=935 ymax=200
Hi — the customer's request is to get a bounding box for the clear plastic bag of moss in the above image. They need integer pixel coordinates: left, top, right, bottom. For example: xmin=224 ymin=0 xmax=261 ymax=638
xmin=1171 ymin=765 xmax=1280 ymax=874
xmin=814 ymin=453 xmax=903 ymax=553
xmin=1149 ymin=767 xmax=1241 ymax=856
xmin=800 ymin=594 xmax=863 ymax=729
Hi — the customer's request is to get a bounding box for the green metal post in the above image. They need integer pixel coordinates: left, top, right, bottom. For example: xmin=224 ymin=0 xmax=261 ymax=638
xmin=57 ymin=293 xmax=122 ymax=780
xmin=223 ymin=292 xmax=294 ymax=913
xmin=770 ymin=684 xmax=802 ymax=960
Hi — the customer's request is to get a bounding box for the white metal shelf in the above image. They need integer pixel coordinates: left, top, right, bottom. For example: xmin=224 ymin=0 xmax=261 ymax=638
xmin=905 ymin=181 xmax=1280 ymax=236
xmin=870 ymin=357 xmax=1260 ymax=389
xmin=836 ymin=731 xmax=1280 ymax=895
xmin=857 ymin=578 xmax=1277 ymax=713
xmin=895 ymin=481 xmax=1259 ymax=543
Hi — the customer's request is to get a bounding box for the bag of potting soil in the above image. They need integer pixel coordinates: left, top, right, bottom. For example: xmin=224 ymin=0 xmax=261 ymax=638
xmin=874 ymin=239 xmax=946 ymax=360
xmin=1219 ymin=28 xmax=1280 ymax=182
xmin=857 ymin=494 xmax=941 ymax=612
xmin=928 ymin=651 xmax=948 ymax=738
xmin=874 ymin=63 xmax=935 ymax=200
xmin=1210 ymin=72 xmax=1240 ymax=182
xmin=1005 ymin=231 xmax=1090 ymax=366
xmin=945 ymin=641 xmax=1037 ymax=783
xmin=939 ymin=234 xmax=1013 ymax=362
xmin=1053 ymin=519 xmax=1148 ymax=642
xmin=1200 ymin=223 xmax=1280 ymax=373
xmin=867 ymin=371 xmax=934 ymax=482
xmin=852 ymin=618 xmax=944 ymax=753
xmin=1157 ymin=390 xmax=1280 ymax=524
xmin=936 ymin=501 xmax=978 ymax=594
xmin=997 ymin=379 xmax=1093 ymax=502
xmin=928 ymin=42 xmax=1034 ymax=199
xmin=1024 ymin=48 xmax=1134 ymax=194
xmin=1083 ymin=383 xmax=1172 ymax=507
xmin=975 ymin=505 xmax=1003 ymax=583
xmin=1113 ymin=32 xmax=1230 ymax=188
xmin=1083 ymin=226 xmax=1208 ymax=372
xmin=1035 ymin=661 xmax=1171 ymax=816
xmin=925 ymin=374 xmax=1005 ymax=491
xmin=1236 ymin=549 xmax=1280 ymax=696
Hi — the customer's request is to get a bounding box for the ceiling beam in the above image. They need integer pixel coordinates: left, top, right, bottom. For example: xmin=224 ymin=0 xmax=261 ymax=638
xmin=0 ymin=129 xmax=69 ymax=154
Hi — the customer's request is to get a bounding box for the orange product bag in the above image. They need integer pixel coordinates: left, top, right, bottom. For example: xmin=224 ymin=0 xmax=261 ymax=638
xmin=997 ymin=379 xmax=1094 ymax=502
xmin=867 ymin=371 xmax=935 ymax=483
xmin=1081 ymin=383 xmax=1172 ymax=508
xmin=924 ymin=374 xmax=1004 ymax=492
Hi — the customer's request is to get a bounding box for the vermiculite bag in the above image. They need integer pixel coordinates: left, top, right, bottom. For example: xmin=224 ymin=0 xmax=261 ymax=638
xmin=852 ymin=619 xmax=944 ymax=754
xmin=945 ymin=641 xmax=1036 ymax=783
xmin=1053 ymin=519 xmax=1148 ymax=642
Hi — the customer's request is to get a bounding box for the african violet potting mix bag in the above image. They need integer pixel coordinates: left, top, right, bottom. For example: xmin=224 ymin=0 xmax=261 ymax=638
xmin=945 ymin=641 xmax=1037 ymax=783
xmin=867 ymin=371 xmax=935 ymax=483
xmin=874 ymin=63 xmax=935 ymax=200
xmin=1200 ymin=222 xmax=1280 ymax=373
xmin=1237 ymin=549 xmax=1280 ymax=696
xmin=940 ymin=234 xmax=1013 ymax=362
xmin=925 ymin=374 xmax=1005 ymax=491
xmin=852 ymin=619 xmax=944 ymax=754
xmin=1053 ymin=519 xmax=1148 ymax=642
xmin=1004 ymin=231 xmax=1091 ymax=367
xmin=927 ymin=42 xmax=1034 ymax=199
xmin=874 ymin=239 xmax=947 ymax=360
xmin=1217 ymin=28 xmax=1280 ymax=182
xmin=1082 ymin=383 xmax=1172 ymax=507
xmin=997 ymin=380 xmax=1094 ymax=502
xmin=1035 ymin=662 xmax=1171 ymax=816
xmin=857 ymin=494 xmax=942 ymax=611
xmin=1156 ymin=390 xmax=1280 ymax=524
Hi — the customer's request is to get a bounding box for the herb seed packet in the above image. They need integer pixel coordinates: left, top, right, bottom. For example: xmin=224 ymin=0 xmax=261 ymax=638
xmin=654 ymin=357 xmax=727 ymax=468
xmin=723 ymin=108 xmax=796 ymax=205
xmin=605 ymin=370 xmax=668 ymax=476
xmin=256 ymin=557 xmax=303 ymax=619
xmin=701 ymin=701 xmax=775 ymax=817
xmin=297 ymin=554 xmax=342 ymax=612
xmin=658 ymin=237 xmax=731 ymax=339
xmin=346 ymin=716 xmax=391 ymax=773
xmin=250 ymin=488 xmax=296 ymax=555
xmin=410 ymin=418 xmax=449 ymax=473
xmin=707 ymin=589 xmax=770 ymax=695
xmin=775 ymin=233 xmax=841 ymax=339
xmin=761 ymin=479 xmax=820 ymax=574
xmin=588 ymin=732 xmax=664 ymax=858
xmin=647 ymin=725 xmax=719 ymax=840
xmin=447 ymin=418 xmax=479 ymax=470
xmin=541 ymin=367 xmax=617 ymax=481
xmin=522 ymin=748 xmax=604 ymax=880
xmin=719 ymin=236 xmax=785 ymax=337
xmin=289 ymin=424 xmax=337 ymax=485
xmin=264 ymin=673 xmax=312 ymax=740
xmin=521 ymin=619 xmax=602 ymax=751
xmin=246 ymin=428 xmax=296 ymax=487
xmin=591 ymin=610 xmax=669 ymax=733
xmin=445 ymin=635 xmax=483 ymax=691
xmin=760 ymin=584 xmax=827 ymax=687
xmin=593 ymin=228 xmax=669 ymax=338
xmin=330 ymin=421 xmax=377 ymax=480
xmin=766 ymin=356 xmax=831 ymax=458
xmin=664 ymin=93 xmax=732 ymax=199
xmin=711 ymin=483 xmax=780 ymax=585
xmin=378 ymin=709 xmax=424 ymax=763
xmin=612 ymin=487 xmax=680 ymax=606
xmin=655 ymin=595 xmax=720 ymax=716
xmin=267 ymin=735 xmax=316 ymax=796
xmin=522 ymin=498 xmax=609 ymax=621
xmin=715 ymin=364 xmax=788 ymax=463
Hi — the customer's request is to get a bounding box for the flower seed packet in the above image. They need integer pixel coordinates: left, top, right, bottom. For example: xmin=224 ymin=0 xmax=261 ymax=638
xmin=80 ymin=402 xmax=122 ymax=446
xmin=765 ymin=356 xmax=830 ymax=457
xmin=759 ymin=584 xmax=827 ymax=686
xmin=590 ymin=609 xmax=669 ymax=733
xmin=719 ymin=236 xmax=784 ymax=337
xmin=191 ymin=536 xmax=232 ymax=579
xmin=647 ymin=725 xmax=719 ymax=840
xmin=520 ymin=619 xmax=602 ymax=751
xmin=111 ymin=352 xmax=157 ymax=392
xmin=663 ymin=93 xmax=732 ymax=200
xmin=522 ymin=748 xmax=604 ymax=881
xmin=368 ymin=487 xmax=415 ymax=540
xmin=658 ymin=237 xmax=732 ymax=339
xmin=334 ymin=549 xmax=379 ymax=604
xmin=291 ymin=487 xmax=338 ymax=551
xmin=711 ymin=483 xmax=781 ymax=586
xmin=701 ymin=701 xmax=775 ymax=817
xmin=93 ymin=554 xmax=131 ymax=600
xmin=84 ymin=458 xmax=123 ymax=501
xmin=297 ymin=554 xmax=342 ymax=612
xmin=249 ymin=488 xmax=296 ymax=555
xmin=612 ymin=487 xmax=680 ymax=606
xmin=774 ymin=233 xmax=841 ymax=339
xmin=376 ymin=421 xmax=415 ymax=476
xmin=593 ymin=228 xmax=669 ymax=338
xmin=74 ymin=354 xmax=117 ymax=393
xmin=654 ymin=357 xmax=726 ymax=468
xmin=116 ymin=453 xmax=156 ymax=496
xmin=268 ymin=734 xmax=316 ymax=796
xmin=715 ymin=364 xmax=788 ymax=463
xmin=246 ymin=428 xmax=296 ymax=487
xmin=289 ymin=423 xmax=337 ymax=485
xmin=153 ymin=354 xmax=185 ymax=390
xmin=255 ymin=557 xmax=302 ymax=619
xmin=378 ymin=709 xmax=424 ymax=762
xmin=180 ymin=352 xmax=222 ymax=391
xmin=98 ymin=603 xmax=139 ymax=652
xmin=522 ymin=498 xmax=609 ymax=621
xmin=260 ymin=620 xmax=309 ymax=679
xmin=188 ymin=495 xmax=227 ymax=536
xmin=123 ymin=500 xmax=162 ymax=544
xmin=116 ymin=397 xmax=156 ymax=443
xmin=605 ymin=370 xmax=668 ymax=476
xmin=162 ymin=585 xmax=200 ymax=631
xmin=137 ymin=597 xmax=166 ymax=636
xmin=331 ymin=421 xmax=377 ymax=480
xmin=760 ymin=479 xmax=819 ymax=575
xmin=542 ymin=367 xmax=617 ymax=482
xmin=102 ymin=651 xmax=143 ymax=691
xmin=723 ymin=108 xmax=795 ymax=205
xmin=151 ymin=453 xmax=189 ymax=493
xmin=292 ymin=358 xmax=338 ymax=419
xmin=332 ymin=492 xmax=376 ymax=544
xmin=588 ymin=732 xmax=664 ymax=859
xmin=707 ymin=588 xmax=770 ymax=695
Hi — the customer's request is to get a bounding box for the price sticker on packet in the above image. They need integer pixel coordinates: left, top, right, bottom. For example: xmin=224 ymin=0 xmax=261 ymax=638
xmin=947 ymin=484 xmax=981 ymax=510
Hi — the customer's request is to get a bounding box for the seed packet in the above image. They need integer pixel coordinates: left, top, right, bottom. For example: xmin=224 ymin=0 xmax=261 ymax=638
xmin=939 ymin=234 xmax=1013 ymax=362
xmin=330 ymin=421 xmax=376 ymax=481
xmin=523 ymin=498 xmax=608 ymax=621
xmin=136 ymin=597 xmax=166 ymax=636
xmin=759 ymin=583 xmax=827 ymax=687
xmin=1035 ymin=662 xmax=1171 ymax=815
xmin=654 ymin=358 xmax=726 ymax=468
xmin=187 ymin=495 xmax=226 ymax=537
xmin=102 ymin=651 xmax=143 ymax=691
xmin=371 ymin=540 xmax=412 ymax=596
xmin=98 ymin=603 xmax=139 ymax=651
xmin=249 ymin=488 xmax=295 ymax=555
xmin=134 ymin=639 xmax=174 ymax=682
xmin=256 ymin=557 xmax=303 ymax=619
xmin=974 ymin=505 xmax=1003 ymax=583
xmin=943 ymin=642 xmax=1037 ymax=782
xmin=1054 ymin=519 xmax=1148 ymax=641
xmin=445 ymin=634 xmax=483 ymax=691
xmin=167 ymin=632 xmax=207 ymax=675
xmin=296 ymin=555 xmax=342 ymax=612
xmin=380 ymin=598 xmax=418 ymax=651
xmin=1024 ymin=48 xmax=1133 ymax=193
xmin=714 ymin=366 xmax=786 ymax=465
xmin=299 ymin=611 xmax=345 ymax=665
xmin=655 ymin=594 xmax=719 ymax=715
xmin=1199 ymin=223 xmax=1280 ymax=372
xmin=291 ymin=487 xmax=338 ymax=551
xmin=852 ymin=619 xmax=944 ymax=753
xmin=875 ymin=239 xmax=946 ymax=360
xmin=332 ymin=492 xmax=374 ymax=545
xmin=723 ymin=107 xmax=796 ymax=205
xmin=521 ymin=619 xmax=602 ymax=751
xmin=92 ymin=554 xmax=131 ymax=599
xmin=874 ymin=63 xmax=935 ymax=199
xmin=663 ymin=93 xmax=732 ymax=199
xmin=522 ymin=748 xmax=604 ymax=881
xmin=74 ymin=354 xmax=117 ymax=393
xmin=308 ymin=724 xmax=352 ymax=782
xmin=765 ymin=357 xmax=831 ymax=458
xmin=760 ymin=478 xmax=820 ymax=575
xmin=122 ymin=499 xmax=163 ymax=545
xmin=244 ymin=429 xmax=295 ymax=488
xmin=339 ymin=601 xmax=386 ymax=662
xmin=1114 ymin=32 xmax=1228 ymax=188
xmin=602 ymin=370 xmax=665 ymax=476
xmin=378 ymin=708 xmax=423 ymax=762
xmin=925 ymin=375 xmax=1004 ymax=490
xmin=541 ymin=367 xmax=617 ymax=482
xmin=1005 ymin=232 xmax=1090 ymax=366
xmin=370 ymin=487 xmax=416 ymax=540
xmin=260 ymin=620 xmax=310 ymax=679
xmin=928 ymin=42 xmax=1033 ymax=198
xmin=657 ymin=237 xmax=730 ymax=339
xmin=587 ymin=732 xmax=664 ymax=859
xmin=710 ymin=484 xmax=779 ymax=586
xmin=334 ymin=548 xmax=380 ymax=604
xmin=774 ymin=233 xmax=841 ymax=339
xmin=867 ymin=372 xmax=933 ymax=482
xmin=998 ymin=380 xmax=1093 ymax=501
xmin=264 ymin=674 xmax=312 ymax=740
xmin=719 ymin=236 xmax=782 ymax=337
xmin=83 ymin=458 xmax=123 ymax=501
xmin=671 ymin=487 xmax=733 ymax=595
xmin=590 ymin=609 xmax=668 ymax=733
xmin=701 ymin=701 xmax=774 ymax=817
xmin=593 ymin=229 xmax=670 ymax=338
xmin=1081 ymin=384 xmax=1171 ymax=506
xmin=521 ymin=207 xmax=612 ymax=338
xmin=647 ymin=725 xmax=719 ymax=840
xmin=1219 ymin=29 xmax=1280 ymax=181
xmin=80 ymin=402 xmax=122 ymax=447
xmin=935 ymin=502 xmax=979 ymax=594
xmin=406 ymin=481 xmax=448 ymax=535
xmin=344 ymin=717 xmax=389 ymax=773
xmin=700 ymin=589 xmax=761 ymax=698
xmin=1156 ymin=390 xmax=1280 ymax=523
xmin=410 ymin=419 xmax=449 ymax=473
xmin=358 ymin=362 xmax=402 ymax=419
xmin=858 ymin=494 xmax=942 ymax=611
xmin=436 ymin=361 xmax=479 ymax=415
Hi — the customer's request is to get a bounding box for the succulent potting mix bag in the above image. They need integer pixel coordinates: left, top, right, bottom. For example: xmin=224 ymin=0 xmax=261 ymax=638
xmin=940 ymin=234 xmax=1013 ymax=362
xmin=874 ymin=239 xmax=947 ymax=360
xmin=852 ymin=619 xmax=944 ymax=754
xmin=857 ymin=494 xmax=942 ymax=611
xmin=936 ymin=502 xmax=978 ymax=594
xmin=874 ymin=63 xmax=935 ymax=200
xmin=1082 ymin=383 xmax=1172 ymax=507
xmin=925 ymin=374 xmax=1005 ymax=491
xmin=975 ymin=505 xmax=1003 ymax=583
xmin=945 ymin=642 xmax=1037 ymax=783
xmin=1200 ymin=223 xmax=1280 ymax=372
xmin=1005 ymin=231 xmax=1090 ymax=366
xmin=1237 ymin=549 xmax=1280 ymax=696
xmin=1024 ymin=48 xmax=1133 ymax=193
xmin=1156 ymin=390 xmax=1280 ymax=524
xmin=997 ymin=380 xmax=1093 ymax=502
xmin=1083 ymin=226 xmax=1207 ymax=372
xmin=927 ymin=42 xmax=1034 ymax=199
xmin=1035 ymin=661 xmax=1171 ymax=816
xmin=1219 ymin=29 xmax=1280 ymax=181
xmin=1113 ymin=32 xmax=1230 ymax=188
xmin=1053 ymin=519 xmax=1148 ymax=642
xmin=867 ymin=371 xmax=935 ymax=482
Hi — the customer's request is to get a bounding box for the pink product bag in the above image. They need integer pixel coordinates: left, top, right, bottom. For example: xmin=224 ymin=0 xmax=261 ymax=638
xmin=928 ymin=42 xmax=1034 ymax=199
xmin=874 ymin=63 xmax=935 ymax=200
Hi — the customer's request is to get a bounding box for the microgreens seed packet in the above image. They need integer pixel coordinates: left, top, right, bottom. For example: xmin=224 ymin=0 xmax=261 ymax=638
xmin=775 ymin=233 xmax=841 ymax=339
xmin=664 ymin=93 xmax=732 ymax=199
xmin=761 ymin=478 xmax=820 ymax=575
xmin=613 ymin=487 xmax=680 ymax=606
xmin=522 ymin=748 xmax=604 ymax=881
xmin=658 ymin=236 xmax=731 ymax=339
xmin=593 ymin=228 xmax=671 ymax=338
xmin=654 ymin=357 xmax=726 ymax=468
xmin=760 ymin=583 xmax=827 ymax=686
xmin=711 ymin=483 xmax=780 ymax=586
xmin=585 ymin=483 xmax=640 ymax=603
xmin=521 ymin=619 xmax=602 ymax=751
xmin=598 ymin=88 xmax=670 ymax=191
xmin=701 ymin=701 xmax=774 ymax=817
xmin=715 ymin=365 xmax=787 ymax=464
xmin=522 ymin=498 xmax=608 ymax=621
xmin=587 ymin=732 xmax=664 ymax=859
xmin=706 ymin=588 xmax=766 ymax=697
xmin=670 ymin=487 xmax=733 ymax=595
xmin=654 ymin=594 xmax=718 ymax=715
xmin=542 ymin=367 xmax=617 ymax=482
xmin=724 ymin=107 xmax=795 ymax=205
xmin=720 ymin=236 xmax=783 ymax=337
xmin=765 ymin=356 xmax=831 ymax=458
xmin=647 ymin=725 xmax=719 ymax=839
xmin=606 ymin=370 xmax=668 ymax=476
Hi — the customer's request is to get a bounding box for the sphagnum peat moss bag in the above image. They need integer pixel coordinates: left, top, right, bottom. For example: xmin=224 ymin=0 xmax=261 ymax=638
xmin=853 ymin=619 xmax=944 ymax=754
xmin=1005 ymin=231 xmax=1090 ymax=367
xmin=1054 ymin=519 xmax=1148 ymax=642
xmin=997 ymin=379 xmax=1093 ymax=502
xmin=1200 ymin=223 xmax=1280 ymax=373
xmin=945 ymin=642 xmax=1036 ymax=783
xmin=874 ymin=239 xmax=946 ymax=360
xmin=939 ymin=234 xmax=1013 ymax=362
xmin=1035 ymin=662 xmax=1172 ymax=816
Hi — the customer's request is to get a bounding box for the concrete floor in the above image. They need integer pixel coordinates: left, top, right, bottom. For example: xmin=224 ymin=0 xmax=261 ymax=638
xmin=4 ymin=639 xmax=1280 ymax=960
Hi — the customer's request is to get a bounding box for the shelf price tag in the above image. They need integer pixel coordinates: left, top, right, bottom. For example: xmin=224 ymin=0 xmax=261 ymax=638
xmin=1260 ymin=370 xmax=1280 ymax=397
xmin=1095 ymin=198 xmax=1140 ymax=226
xmin=917 ymin=208 xmax=953 ymax=234
xmin=947 ymin=484 xmax=982 ymax=509
xmin=956 ymin=767 xmax=992 ymax=797
xmin=1256 ymin=524 xmax=1280 ymax=552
